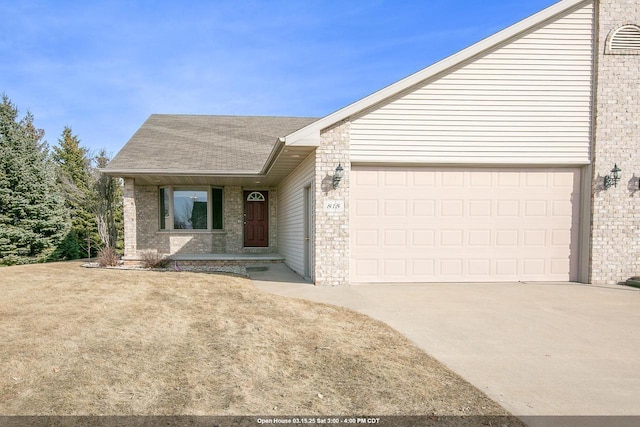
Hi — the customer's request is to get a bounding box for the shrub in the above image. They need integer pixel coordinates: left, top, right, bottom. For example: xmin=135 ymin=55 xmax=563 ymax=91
xmin=52 ymin=230 xmax=82 ymax=260
xmin=140 ymin=251 xmax=171 ymax=269
xmin=97 ymin=246 xmax=120 ymax=267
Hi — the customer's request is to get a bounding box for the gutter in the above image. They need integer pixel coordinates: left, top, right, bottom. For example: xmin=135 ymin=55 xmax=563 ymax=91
xmin=260 ymin=137 xmax=287 ymax=176
xmin=99 ymin=169 xmax=266 ymax=178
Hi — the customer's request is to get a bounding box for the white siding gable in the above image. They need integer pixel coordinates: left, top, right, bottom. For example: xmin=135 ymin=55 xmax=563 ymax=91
xmin=351 ymin=1 xmax=594 ymax=165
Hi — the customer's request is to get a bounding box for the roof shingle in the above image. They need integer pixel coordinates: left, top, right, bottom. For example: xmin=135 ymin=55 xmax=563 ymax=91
xmin=105 ymin=114 xmax=318 ymax=173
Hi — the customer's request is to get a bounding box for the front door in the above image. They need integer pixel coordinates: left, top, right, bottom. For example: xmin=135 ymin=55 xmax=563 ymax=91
xmin=244 ymin=191 xmax=269 ymax=247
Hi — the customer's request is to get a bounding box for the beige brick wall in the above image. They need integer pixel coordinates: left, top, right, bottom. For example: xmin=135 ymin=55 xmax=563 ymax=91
xmin=224 ymin=186 xmax=243 ymax=253
xmin=125 ymin=183 xmax=277 ymax=258
xmin=123 ymin=178 xmax=136 ymax=258
xmin=314 ymin=121 xmax=350 ymax=286
xmin=591 ymin=0 xmax=640 ymax=284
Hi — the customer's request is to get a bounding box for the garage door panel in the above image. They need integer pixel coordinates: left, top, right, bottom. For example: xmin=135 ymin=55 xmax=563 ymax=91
xmin=412 ymin=230 xmax=435 ymax=246
xmin=551 ymin=259 xmax=571 ymax=275
xmin=441 ymin=200 xmax=464 ymax=216
xmin=469 ymin=201 xmax=492 ymax=216
xmin=412 ymin=259 xmax=435 ymax=276
xmin=469 ymin=230 xmax=492 ymax=246
xmin=413 ymin=200 xmax=436 ymax=216
xmin=384 ymin=229 xmax=407 ymax=246
xmin=355 ymin=199 xmax=378 ymax=216
xmin=496 ymin=259 xmax=518 ymax=276
xmin=384 ymin=259 xmax=407 ymax=276
xmin=351 ymin=167 xmax=580 ymax=283
xmin=552 ymin=230 xmax=571 ymax=245
xmin=442 ymin=171 xmax=465 ymax=186
xmin=385 ymin=171 xmax=407 ymax=186
xmin=354 ymin=229 xmax=378 ymax=246
xmin=384 ymin=200 xmax=407 ymax=216
xmin=469 ymin=259 xmax=491 ymax=275
xmin=525 ymin=172 xmax=548 ymax=187
xmin=440 ymin=230 xmax=464 ymax=246
xmin=414 ymin=171 xmax=436 ymax=186
xmin=524 ymin=230 xmax=547 ymax=246
xmin=355 ymin=170 xmax=379 ymax=186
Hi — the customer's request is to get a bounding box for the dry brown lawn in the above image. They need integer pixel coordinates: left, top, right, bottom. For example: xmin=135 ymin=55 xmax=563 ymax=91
xmin=0 ymin=262 xmax=521 ymax=421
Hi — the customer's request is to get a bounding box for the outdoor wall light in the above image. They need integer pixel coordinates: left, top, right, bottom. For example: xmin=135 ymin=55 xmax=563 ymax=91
xmin=603 ymin=164 xmax=622 ymax=189
xmin=332 ymin=163 xmax=344 ymax=189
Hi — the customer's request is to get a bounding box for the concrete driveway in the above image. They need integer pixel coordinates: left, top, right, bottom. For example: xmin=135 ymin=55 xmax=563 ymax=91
xmin=249 ymin=264 xmax=640 ymax=422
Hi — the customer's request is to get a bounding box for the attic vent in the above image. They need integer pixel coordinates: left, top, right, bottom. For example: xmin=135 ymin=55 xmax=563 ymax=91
xmin=608 ymin=25 xmax=640 ymax=53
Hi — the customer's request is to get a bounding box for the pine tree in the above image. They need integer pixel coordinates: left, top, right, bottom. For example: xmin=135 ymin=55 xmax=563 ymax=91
xmin=52 ymin=126 xmax=97 ymax=259
xmin=0 ymin=95 xmax=68 ymax=265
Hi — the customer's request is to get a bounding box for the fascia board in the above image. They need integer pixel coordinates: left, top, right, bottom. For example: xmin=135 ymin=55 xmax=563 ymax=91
xmin=99 ymin=169 xmax=265 ymax=177
xmin=283 ymin=0 xmax=589 ymax=146
xmin=260 ymin=138 xmax=286 ymax=175
xmin=283 ymin=127 xmax=320 ymax=147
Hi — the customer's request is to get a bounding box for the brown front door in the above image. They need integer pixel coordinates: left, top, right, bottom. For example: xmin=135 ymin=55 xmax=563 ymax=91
xmin=244 ymin=191 xmax=268 ymax=247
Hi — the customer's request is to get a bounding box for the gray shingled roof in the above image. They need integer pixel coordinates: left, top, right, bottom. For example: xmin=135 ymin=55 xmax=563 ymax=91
xmin=105 ymin=114 xmax=318 ymax=174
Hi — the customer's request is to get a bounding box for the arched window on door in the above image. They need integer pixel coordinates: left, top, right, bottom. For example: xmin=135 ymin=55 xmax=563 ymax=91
xmin=246 ymin=191 xmax=266 ymax=202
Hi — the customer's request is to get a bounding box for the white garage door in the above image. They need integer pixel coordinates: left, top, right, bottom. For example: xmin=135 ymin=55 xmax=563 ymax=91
xmin=350 ymin=166 xmax=581 ymax=283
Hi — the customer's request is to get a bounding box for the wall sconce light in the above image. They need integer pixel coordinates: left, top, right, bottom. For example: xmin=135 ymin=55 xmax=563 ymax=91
xmin=603 ymin=164 xmax=621 ymax=189
xmin=332 ymin=163 xmax=344 ymax=189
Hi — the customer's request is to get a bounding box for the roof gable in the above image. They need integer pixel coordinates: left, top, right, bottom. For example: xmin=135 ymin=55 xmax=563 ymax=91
xmin=283 ymin=0 xmax=592 ymax=146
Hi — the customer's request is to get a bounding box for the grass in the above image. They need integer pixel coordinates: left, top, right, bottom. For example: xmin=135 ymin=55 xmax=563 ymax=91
xmin=0 ymin=262 xmax=522 ymax=422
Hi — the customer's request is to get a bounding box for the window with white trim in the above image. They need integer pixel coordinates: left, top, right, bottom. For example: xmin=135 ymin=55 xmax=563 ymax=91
xmin=160 ymin=187 xmax=223 ymax=230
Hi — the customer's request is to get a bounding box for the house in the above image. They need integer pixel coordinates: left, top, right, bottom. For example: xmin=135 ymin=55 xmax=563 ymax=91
xmin=104 ymin=0 xmax=640 ymax=286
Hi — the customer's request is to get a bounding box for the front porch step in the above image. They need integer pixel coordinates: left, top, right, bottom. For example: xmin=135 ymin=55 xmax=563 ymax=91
xmin=122 ymin=252 xmax=284 ymax=267
xmin=171 ymin=253 xmax=284 ymax=262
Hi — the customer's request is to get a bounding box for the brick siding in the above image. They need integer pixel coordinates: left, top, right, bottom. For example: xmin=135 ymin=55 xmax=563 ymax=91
xmin=591 ymin=0 xmax=640 ymax=284
xmin=314 ymin=121 xmax=351 ymax=286
xmin=123 ymin=183 xmax=277 ymax=259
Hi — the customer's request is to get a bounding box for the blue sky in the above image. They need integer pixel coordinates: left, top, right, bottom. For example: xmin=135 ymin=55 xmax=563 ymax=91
xmin=1 ymin=0 xmax=557 ymax=156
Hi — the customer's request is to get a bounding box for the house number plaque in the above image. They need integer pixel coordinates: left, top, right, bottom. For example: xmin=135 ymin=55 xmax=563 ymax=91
xmin=323 ymin=199 xmax=344 ymax=213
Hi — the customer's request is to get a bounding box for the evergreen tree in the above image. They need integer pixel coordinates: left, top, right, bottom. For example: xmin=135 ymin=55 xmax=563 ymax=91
xmin=0 ymin=95 xmax=68 ymax=265
xmin=52 ymin=126 xmax=98 ymax=259
xmin=54 ymin=228 xmax=82 ymax=260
